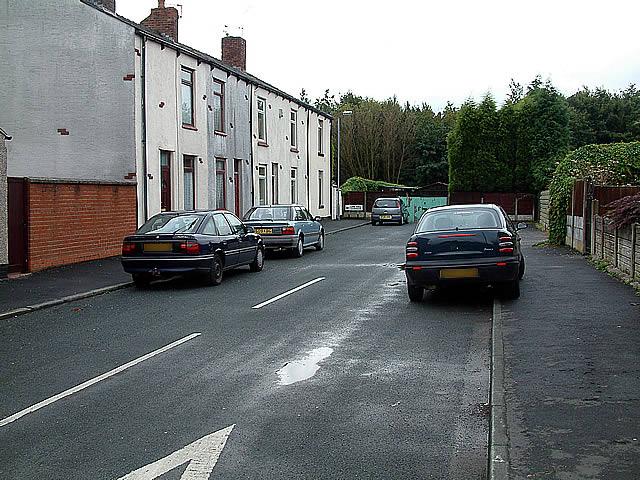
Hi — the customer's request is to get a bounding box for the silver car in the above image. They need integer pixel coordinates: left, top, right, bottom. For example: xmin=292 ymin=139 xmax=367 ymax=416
xmin=371 ymin=197 xmax=406 ymax=225
xmin=243 ymin=205 xmax=324 ymax=257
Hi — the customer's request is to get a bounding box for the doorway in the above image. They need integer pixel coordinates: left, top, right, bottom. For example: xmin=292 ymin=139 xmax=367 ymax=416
xmin=234 ymin=159 xmax=242 ymax=217
xmin=7 ymin=177 xmax=28 ymax=273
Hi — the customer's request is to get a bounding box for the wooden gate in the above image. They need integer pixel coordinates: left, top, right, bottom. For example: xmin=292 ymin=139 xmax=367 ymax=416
xmin=7 ymin=177 xmax=28 ymax=273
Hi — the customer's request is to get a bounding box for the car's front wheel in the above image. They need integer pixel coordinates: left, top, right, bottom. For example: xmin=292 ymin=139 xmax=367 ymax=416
xmin=371 ymin=220 xmax=377 ymax=226
xmin=250 ymin=248 xmax=264 ymax=272
xmin=205 ymin=255 xmax=223 ymax=286
xmin=408 ymin=285 xmax=424 ymax=302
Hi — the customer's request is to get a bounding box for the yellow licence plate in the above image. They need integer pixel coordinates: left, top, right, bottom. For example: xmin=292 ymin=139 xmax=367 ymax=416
xmin=381 ymin=215 xmax=392 ymax=220
xmin=143 ymin=242 xmax=173 ymax=252
xmin=255 ymin=228 xmax=273 ymax=235
xmin=440 ymin=268 xmax=479 ymax=279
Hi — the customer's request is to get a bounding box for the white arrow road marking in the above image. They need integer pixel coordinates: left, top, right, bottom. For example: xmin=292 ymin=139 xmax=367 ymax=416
xmin=0 ymin=333 xmax=201 ymax=427
xmin=118 ymin=424 xmax=235 ymax=480
xmin=251 ymin=277 xmax=325 ymax=309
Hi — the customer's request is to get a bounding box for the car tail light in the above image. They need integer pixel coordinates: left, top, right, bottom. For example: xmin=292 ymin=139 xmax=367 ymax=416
xmin=496 ymin=262 xmax=507 ymax=266
xmin=499 ymin=247 xmax=514 ymax=254
xmin=179 ymin=241 xmax=201 ymax=254
xmin=122 ymin=242 xmax=136 ymax=255
xmin=406 ymin=241 xmax=418 ymax=260
xmin=281 ymin=226 xmax=295 ymax=235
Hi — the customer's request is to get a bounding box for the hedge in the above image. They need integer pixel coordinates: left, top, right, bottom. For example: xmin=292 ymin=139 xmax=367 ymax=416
xmin=341 ymin=176 xmax=406 ymax=193
xmin=548 ymin=142 xmax=640 ymax=244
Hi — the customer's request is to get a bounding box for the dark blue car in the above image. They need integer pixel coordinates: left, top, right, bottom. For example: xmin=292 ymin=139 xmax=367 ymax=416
xmin=121 ymin=210 xmax=264 ymax=287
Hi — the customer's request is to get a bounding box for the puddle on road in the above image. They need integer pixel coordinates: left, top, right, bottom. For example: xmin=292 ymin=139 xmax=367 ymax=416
xmin=277 ymin=347 xmax=333 ymax=386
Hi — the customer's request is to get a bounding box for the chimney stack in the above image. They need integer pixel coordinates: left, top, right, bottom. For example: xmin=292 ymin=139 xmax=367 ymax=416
xmin=222 ymin=36 xmax=246 ymax=71
xmin=141 ymin=0 xmax=179 ymax=43
xmin=94 ymin=0 xmax=116 ymax=12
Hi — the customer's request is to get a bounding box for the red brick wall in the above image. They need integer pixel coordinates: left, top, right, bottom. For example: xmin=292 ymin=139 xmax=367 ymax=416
xmin=222 ymin=36 xmax=246 ymax=71
xmin=27 ymin=182 xmax=137 ymax=272
xmin=141 ymin=5 xmax=179 ymax=42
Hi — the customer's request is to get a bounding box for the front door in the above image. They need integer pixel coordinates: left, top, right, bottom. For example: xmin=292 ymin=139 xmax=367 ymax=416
xmin=160 ymin=151 xmax=172 ymax=211
xmin=7 ymin=177 xmax=28 ymax=273
xmin=234 ymin=159 xmax=242 ymax=217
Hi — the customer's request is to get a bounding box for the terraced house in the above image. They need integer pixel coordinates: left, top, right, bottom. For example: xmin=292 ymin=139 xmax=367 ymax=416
xmin=0 ymin=0 xmax=332 ymax=273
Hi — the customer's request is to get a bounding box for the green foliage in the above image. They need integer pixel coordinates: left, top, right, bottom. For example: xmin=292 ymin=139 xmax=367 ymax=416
xmin=548 ymin=142 xmax=640 ymax=244
xmin=340 ymin=176 xmax=406 ymax=192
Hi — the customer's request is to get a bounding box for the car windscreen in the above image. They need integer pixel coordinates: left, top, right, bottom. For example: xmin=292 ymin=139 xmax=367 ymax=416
xmin=137 ymin=214 xmax=204 ymax=234
xmin=374 ymin=199 xmax=400 ymax=208
xmin=417 ymin=209 xmax=501 ymax=232
xmin=245 ymin=207 xmax=292 ymax=221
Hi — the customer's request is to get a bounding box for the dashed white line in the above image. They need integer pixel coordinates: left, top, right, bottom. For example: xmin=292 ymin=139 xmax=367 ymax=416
xmin=0 ymin=332 xmax=201 ymax=427
xmin=251 ymin=277 xmax=326 ymax=309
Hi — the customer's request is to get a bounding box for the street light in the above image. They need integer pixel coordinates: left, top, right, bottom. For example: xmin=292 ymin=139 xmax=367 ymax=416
xmin=336 ymin=110 xmax=353 ymax=220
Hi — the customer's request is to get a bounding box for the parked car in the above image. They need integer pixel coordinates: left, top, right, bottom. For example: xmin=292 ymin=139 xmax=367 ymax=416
xmin=243 ymin=205 xmax=324 ymax=257
xmin=371 ymin=197 xmax=406 ymax=225
xmin=403 ymin=204 xmax=526 ymax=301
xmin=121 ymin=210 xmax=264 ymax=287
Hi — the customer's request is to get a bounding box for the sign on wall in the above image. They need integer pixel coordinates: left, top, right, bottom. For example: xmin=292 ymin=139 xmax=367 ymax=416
xmin=344 ymin=204 xmax=364 ymax=212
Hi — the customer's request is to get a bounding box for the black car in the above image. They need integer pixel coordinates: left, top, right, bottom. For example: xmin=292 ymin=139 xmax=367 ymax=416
xmin=403 ymin=204 xmax=526 ymax=301
xmin=121 ymin=210 xmax=264 ymax=287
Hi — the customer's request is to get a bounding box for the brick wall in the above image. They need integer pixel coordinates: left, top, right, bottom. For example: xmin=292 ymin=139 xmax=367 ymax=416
xmin=27 ymin=181 xmax=136 ymax=271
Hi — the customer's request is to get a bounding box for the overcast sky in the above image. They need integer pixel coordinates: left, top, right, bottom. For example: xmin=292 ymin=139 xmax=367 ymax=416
xmin=117 ymin=0 xmax=640 ymax=111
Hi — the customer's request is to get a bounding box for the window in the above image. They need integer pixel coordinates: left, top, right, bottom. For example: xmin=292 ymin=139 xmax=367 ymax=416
xmin=318 ymin=119 xmax=324 ymax=155
xmin=212 ymin=79 xmax=224 ymax=133
xmin=271 ymin=163 xmax=279 ymax=204
xmin=258 ymin=165 xmax=267 ymax=205
xmin=213 ymin=213 xmax=232 ymax=236
xmin=246 ymin=206 xmax=292 ymax=221
xmin=216 ymin=158 xmax=226 ymax=209
xmin=290 ymin=110 xmax=297 ymax=148
xmin=160 ymin=150 xmax=172 ymax=212
xmin=181 ymin=67 xmax=195 ymax=127
xmin=416 ymin=208 xmax=501 ymax=233
xmin=183 ymin=155 xmax=195 ymax=210
xmin=257 ymin=97 xmax=267 ymax=142
xmin=290 ymin=168 xmax=297 ymax=203
xmin=137 ymin=214 xmax=202 ymax=234
xmin=318 ymin=170 xmax=324 ymax=208
xmin=223 ymin=213 xmax=244 ymax=235
xmin=294 ymin=207 xmax=306 ymax=221
xmin=202 ymin=216 xmax=218 ymax=236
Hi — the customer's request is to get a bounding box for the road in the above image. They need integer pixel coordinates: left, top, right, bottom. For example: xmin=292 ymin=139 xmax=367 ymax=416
xmin=0 ymin=223 xmax=491 ymax=479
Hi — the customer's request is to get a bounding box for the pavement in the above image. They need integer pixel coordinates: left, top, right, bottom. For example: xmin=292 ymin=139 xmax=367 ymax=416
xmin=0 ymin=219 xmax=369 ymax=319
xmin=0 ymin=222 xmax=490 ymax=479
xmin=498 ymin=227 xmax=640 ymax=479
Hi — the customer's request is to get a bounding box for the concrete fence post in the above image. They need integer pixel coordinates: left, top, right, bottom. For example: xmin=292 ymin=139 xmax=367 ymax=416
xmin=601 ymin=216 xmax=605 ymax=259
xmin=614 ymin=226 xmax=619 ymax=268
xmin=632 ymin=223 xmax=637 ymax=280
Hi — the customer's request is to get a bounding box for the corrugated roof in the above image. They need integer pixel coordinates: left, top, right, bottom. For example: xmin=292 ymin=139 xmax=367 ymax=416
xmin=80 ymin=0 xmax=333 ymax=120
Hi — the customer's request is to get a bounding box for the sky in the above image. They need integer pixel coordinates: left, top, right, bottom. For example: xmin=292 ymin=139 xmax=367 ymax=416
xmin=117 ymin=0 xmax=640 ymax=111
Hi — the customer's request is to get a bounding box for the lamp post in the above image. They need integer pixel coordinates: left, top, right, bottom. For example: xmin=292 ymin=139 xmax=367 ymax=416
xmin=336 ymin=110 xmax=352 ymax=220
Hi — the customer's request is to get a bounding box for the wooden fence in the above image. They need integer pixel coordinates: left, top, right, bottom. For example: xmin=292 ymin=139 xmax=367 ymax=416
xmin=539 ymin=190 xmax=550 ymax=231
xmin=449 ymin=192 xmax=536 ymax=220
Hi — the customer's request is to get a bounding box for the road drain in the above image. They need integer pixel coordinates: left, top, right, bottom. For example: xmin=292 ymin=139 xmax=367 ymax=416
xmin=277 ymin=347 xmax=333 ymax=386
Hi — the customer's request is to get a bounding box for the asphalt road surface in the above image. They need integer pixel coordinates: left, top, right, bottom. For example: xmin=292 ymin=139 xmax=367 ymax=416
xmin=0 ymin=223 xmax=491 ymax=479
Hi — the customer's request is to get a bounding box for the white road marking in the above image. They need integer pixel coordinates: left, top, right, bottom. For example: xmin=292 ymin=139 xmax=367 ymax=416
xmin=0 ymin=333 xmax=201 ymax=427
xmin=118 ymin=425 xmax=235 ymax=480
xmin=251 ymin=277 xmax=325 ymax=309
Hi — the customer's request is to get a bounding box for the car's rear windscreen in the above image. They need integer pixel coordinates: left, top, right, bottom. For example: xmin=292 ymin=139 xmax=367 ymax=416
xmin=245 ymin=207 xmax=292 ymax=221
xmin=374 ymin=199 xmax=400 ymax=208
xmin=417 ymin=209 xmax=500 ymax=232
xmin=137 ymin=214 xmax=203 ymax=234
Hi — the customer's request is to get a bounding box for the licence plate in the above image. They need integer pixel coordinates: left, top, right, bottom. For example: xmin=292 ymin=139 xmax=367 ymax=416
xmin=143 ymin=242 xmax=173 ymax=252
xmin=381 ymin=215 xmax=392 ymax=220
xmin=255 ymin=228 xmax=273 ymax=235
xmin=440 ymin=268 xmax=479 ymax=279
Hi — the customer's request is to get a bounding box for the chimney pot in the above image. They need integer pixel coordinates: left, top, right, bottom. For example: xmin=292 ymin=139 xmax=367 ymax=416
xmin=222 ymin=36 xmax=247 ymax=71
xmin=141 ymin=2 xmax=179 ymax=42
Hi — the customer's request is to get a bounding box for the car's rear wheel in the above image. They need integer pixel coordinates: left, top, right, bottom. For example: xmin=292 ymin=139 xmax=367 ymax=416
xmin=371 ymin=220 xmax=377 ymax=226
xmin=132 ymin=274 xmax=151 ymax=289
xmin=250 ymin=248 xmax=264 ymax=272
xmin=519 ymin=257 xmax=525 ymax=280
xmin=499 ymin=279 xmax=520 ymax=299
xmin=293 ymin=236 xmax=304 ymax=258
xmin=205 ymin=255 xmax=223 ymax=286
xmin=408 ymin=284 xmax=424 ymax=302
xmin=315 ymin=232 xmax=325 ymax=251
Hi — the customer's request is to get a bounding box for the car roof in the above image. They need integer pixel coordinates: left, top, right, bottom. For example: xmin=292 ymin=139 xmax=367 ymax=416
xmin=251 ymin=204 xmax=300 ymax=208
xmin=375 ymin=197 xmax=402 ymax=200
xmin=426 ymin=203 xmax=501 ymax=213
xmin=154 ymin=209 xmax=233 ymax=216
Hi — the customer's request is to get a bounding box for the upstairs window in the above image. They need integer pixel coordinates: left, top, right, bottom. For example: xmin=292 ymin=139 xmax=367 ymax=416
xmin=181 ymin=67 xmax=195 ymax=127
xmin=318 ymin=119 xmax=324 ymax=155
xmin=212 ymin=79 xmax=225 ymax=133
xmin=257 ymin=97 xmax=267 ymax=142
xmin=290 ymin=109 xmax=297 ymax=149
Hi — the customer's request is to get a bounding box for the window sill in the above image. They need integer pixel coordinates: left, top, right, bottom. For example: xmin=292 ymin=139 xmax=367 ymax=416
xmin=319 ymin=204 xmax=325 ymax=209
xmin=290 ymin=148 xmax=299 ymax=153
xmin=258 ymin=141 xmax=269 ymax=147
xmin=182 ymin=124 xmax=198 ymax=131
xmin=318 ymin=152 xmax=324 ymax=157
xmin=214 ymin=131 xmax=227 ymax=137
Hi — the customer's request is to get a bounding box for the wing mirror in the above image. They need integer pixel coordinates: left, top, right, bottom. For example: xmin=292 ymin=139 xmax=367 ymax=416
xmin=314 ymin=216 xmax=322 ymax=222
xmin=516 ymin=222 xmax=528 ymax=230
xmin=244 ymin=225 xmax=255 ymax=234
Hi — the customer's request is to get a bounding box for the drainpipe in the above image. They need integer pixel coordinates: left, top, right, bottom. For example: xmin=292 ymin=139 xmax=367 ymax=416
xmin=141 ymin=34 xmax=149 ymax=222
xmin=306 ymin=109 xmax=311 ymax=209
xmin=249 ymin=83 xmax=255 ymax=206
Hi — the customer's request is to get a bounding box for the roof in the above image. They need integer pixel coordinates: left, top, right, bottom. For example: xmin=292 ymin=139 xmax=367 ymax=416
xmin=80 ymin=0 xmax=333 ymax=120
xmin=428 ymin=203 xmax=500 ymax=212
xmin=0 ymin=128 xmax=11 ymax=140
